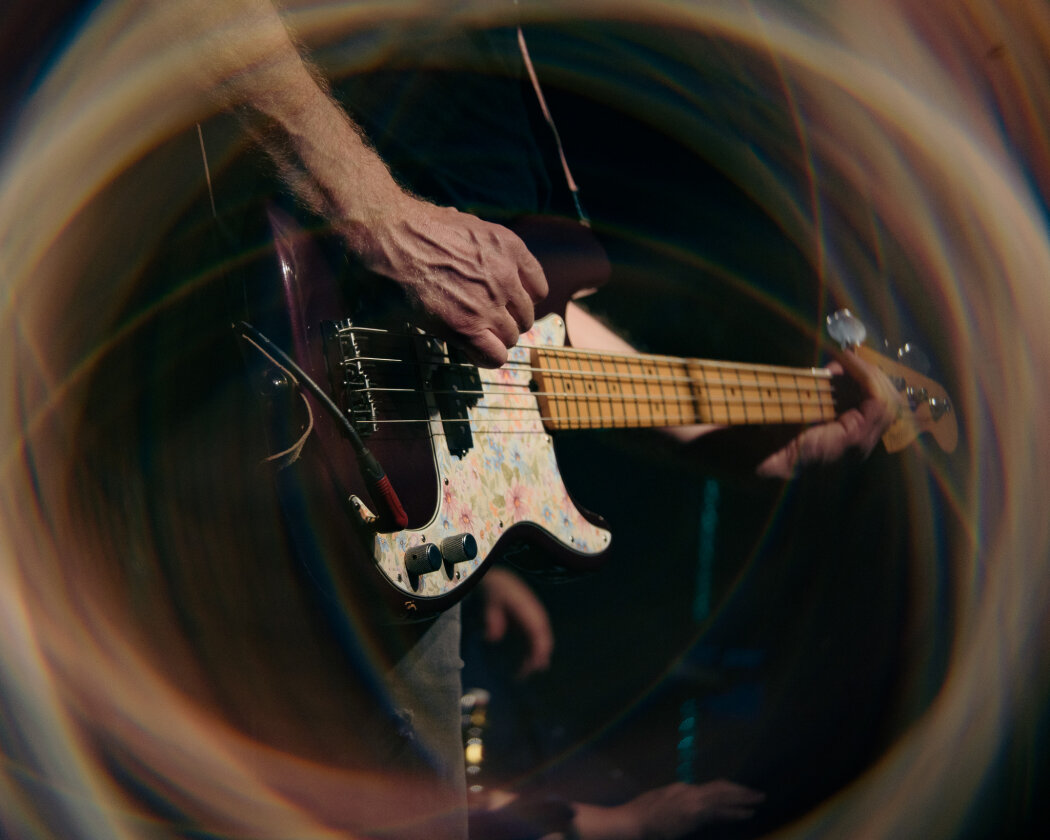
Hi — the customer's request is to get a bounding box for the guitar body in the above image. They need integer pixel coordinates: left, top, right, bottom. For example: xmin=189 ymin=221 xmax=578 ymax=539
xmin=240 ymin=204 xmax=956 ymax=622
xmin=243 ymin=204 xmax=610 ymax=621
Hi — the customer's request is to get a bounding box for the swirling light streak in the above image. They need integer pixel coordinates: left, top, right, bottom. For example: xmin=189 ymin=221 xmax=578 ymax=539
xmin=2 ymin=1 xmax=1048 ymax=837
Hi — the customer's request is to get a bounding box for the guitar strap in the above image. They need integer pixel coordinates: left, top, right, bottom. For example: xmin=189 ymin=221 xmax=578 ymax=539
xmin=195 ymin=122 xmax=218 ymax=221
xmin=514 ymin=2 xmax=591 ymax=228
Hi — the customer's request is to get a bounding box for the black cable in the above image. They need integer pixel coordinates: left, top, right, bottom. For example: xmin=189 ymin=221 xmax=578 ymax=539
xmin=235 ymin=320 xmax=408 ymax=528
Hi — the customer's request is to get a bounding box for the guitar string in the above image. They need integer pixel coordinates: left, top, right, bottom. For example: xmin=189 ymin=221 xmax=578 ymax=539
xmin=334 ymin=325 xmax=837 ymax=379
xmin=351 ymin=392 xmax=835 ymax=428
xmin=358 ymin=385 xmax=834 ymax=408
xmin=344 ymin=358 xmax=836 ymax=391
xmin=339 ymin=348 xmax=836 ymax=388
xmin=323 ymin=329 xmax=837 ymax=429
xmin=338 ymin=345 xmax=837 ymax=383
xmin=340 ymin=367 xmax=834 ymax=426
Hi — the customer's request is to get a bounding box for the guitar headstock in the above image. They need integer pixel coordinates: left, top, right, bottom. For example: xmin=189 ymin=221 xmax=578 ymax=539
xmin=856 ymin=345 xmax=958 ymax=453
xmin=828 ymin=310 xmax=958 ymax=454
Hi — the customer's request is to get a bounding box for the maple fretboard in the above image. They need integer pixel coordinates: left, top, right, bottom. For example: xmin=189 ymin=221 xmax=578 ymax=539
xmin=531 ymin=346 xmax=836 ymax=430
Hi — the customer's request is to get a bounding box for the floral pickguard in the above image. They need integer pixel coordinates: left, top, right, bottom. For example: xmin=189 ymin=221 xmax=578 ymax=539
xmin=371 ymin=313 xmax=611 ymax=599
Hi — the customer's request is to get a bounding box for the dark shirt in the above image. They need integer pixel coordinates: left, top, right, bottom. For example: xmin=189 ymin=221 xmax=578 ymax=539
xmin=333 ymin=21 xmax=561 ymax=222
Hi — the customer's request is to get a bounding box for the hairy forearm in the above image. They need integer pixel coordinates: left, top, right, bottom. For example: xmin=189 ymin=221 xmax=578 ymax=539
xmin=239 ymin=70 xmax=408 ymax=246
xmin=138 ymin=1 xmax=546 ymax=367
xmin=144 ymin=0 xmax=405 ymax=235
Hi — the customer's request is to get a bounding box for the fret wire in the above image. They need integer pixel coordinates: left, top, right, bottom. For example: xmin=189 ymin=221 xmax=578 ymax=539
xmin=638 ymin=356 xmax=655 ymax=426
xmin=755 ymin=369 xmax=772 ymax=422
xmin=590 ymin=350 xmax=606 ymax=427
xmin=658 ymin=358 xmax=672 ymax=424
xmin=676 ymin=359 xmax=692 ymax=424
xmin=555 ymin=349 xmax=570 ymax=429
xmin=771 ymin=372 xmax=785 ymax=422
xmin=713 ymin=368 xmax=729 ymax=424
xmin=572 ymin=348 xmax=585 ymax=429
xmin=653 ymin=358 xmax=667 ymax=424
xmin=743 ymin=369 xmax=756 ymax=423
xmin=570 ymin=349 xmax=585 ymax=430
xmin=578 ymin=349 xmax=594 ymax=427
xmin=598 ymin=352 xmax=617 ymax=427
xmin=550 ymin=348 xmax=567 ymax=428
xmin=686 ymin=361 xmax=698 ymax=423
xmin=685 ymin=362 xmax=700 ymax=422
xmin=702 ymin=364 xmax=715 ymax=425
xmin=760 ymin=369 xmax=768 ymax=424
xmin=622 ymin=359 xmax=633 ymax=425
xmin=647 ymin=358 xmax=661 ymax=425
xmin=746 ymin=368 xmax=761 ymax=423
xmin=613 ymin=354 xmax=625 ymax=424
xmin=669 ymin=359 xmax=684 ymax=424
xmin=551 ymin=348 xmax=567 ymax=428
xmin=566 ymin=349 xmax=578 ymax=430
xmin=720 ymin=368 xmax=731 ymax=424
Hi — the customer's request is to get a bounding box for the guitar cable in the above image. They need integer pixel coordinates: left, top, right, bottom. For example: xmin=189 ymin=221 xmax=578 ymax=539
xmin=196 ymin=121 xmax=407 ymax=531
xmin=238 ymin=331 xmax=316 ymax=468
xmin=515 ymin=3 xmax=590 ymax=228
xmin=236 ymin=319 xmax=409 ymax=531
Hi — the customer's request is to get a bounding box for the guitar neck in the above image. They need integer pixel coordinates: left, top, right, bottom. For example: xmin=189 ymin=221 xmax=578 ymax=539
xmin=531 ymin=345 xmax=837 ymax=430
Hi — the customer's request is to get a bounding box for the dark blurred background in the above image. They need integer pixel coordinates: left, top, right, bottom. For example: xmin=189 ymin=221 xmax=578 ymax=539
xmin=4 ymin=5 xmax=1045 ymax=838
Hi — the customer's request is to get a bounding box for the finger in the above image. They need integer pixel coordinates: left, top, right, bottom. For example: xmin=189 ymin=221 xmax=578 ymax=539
xmin=467 ymin=330 xmax=510 ymax=369
xmin=518 ymin=614 xmax=554 ymax=677
xmin=833 ymin=348 xmax=894 ymax=402
xmin=711 ymin=807 xmax=758 ymax=821
xmin=503 ymin=280 xmax=536 ymax=334
xmin=487 ymin=308 xmax=521 ymax=353
xmin=834 ymin=351 xmax=899 ymax=435
xmin=498 ymin=592 xmax=554 ymax=677
xmin=514 ymin=241 xmax=549 ymax=304
xmin=723 ymin=788 xmax=766 ymax=806
xmin=484 ymin=602 xmax=507 ymax=643
xmin=699 ymin=780 xmax=765 ymax=801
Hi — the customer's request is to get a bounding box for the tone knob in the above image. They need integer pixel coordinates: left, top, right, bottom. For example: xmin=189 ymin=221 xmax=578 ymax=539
xmin=404 ymin=543 xmax=442 ymax=577
xmin=441 ymin=533 xmax=478 ymax=569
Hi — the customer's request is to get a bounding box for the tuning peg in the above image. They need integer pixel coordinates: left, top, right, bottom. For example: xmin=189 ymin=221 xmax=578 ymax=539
xmin=827 ymin=309 xmax=868 ymax=348
xmin=896 ymin=342 xmax=931 ymax=375
xmin=928 ymin=397 xmax=952 ymax=420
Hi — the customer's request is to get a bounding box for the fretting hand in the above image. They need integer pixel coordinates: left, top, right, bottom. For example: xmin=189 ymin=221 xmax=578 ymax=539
xmin=756 ymin=349 xmax=903 ymax=479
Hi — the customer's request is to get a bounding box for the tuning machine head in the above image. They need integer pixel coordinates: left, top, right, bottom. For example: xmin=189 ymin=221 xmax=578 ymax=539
xmin=827 ymin=309 xmax=868 ymax=349
xmin=895 ymin=341 xmax=931 ymax=375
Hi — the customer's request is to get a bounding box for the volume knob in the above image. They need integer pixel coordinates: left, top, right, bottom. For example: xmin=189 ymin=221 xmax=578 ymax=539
xmin=441 ymin=533 xmax=478 ymax=572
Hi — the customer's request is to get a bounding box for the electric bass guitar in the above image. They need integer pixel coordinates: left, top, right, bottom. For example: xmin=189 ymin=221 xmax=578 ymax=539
xmin=240 ymin=205 xmax=957 ymax=621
